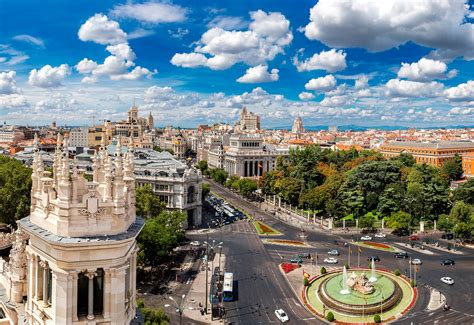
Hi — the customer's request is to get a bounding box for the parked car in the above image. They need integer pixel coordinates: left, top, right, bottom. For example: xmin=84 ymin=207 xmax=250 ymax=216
xmin=290 ymin=257 xmax=303 ymax=264
xmin=324 ymin=257 xmax=338 ymax=264
xmin=275 ymin=309 xmax=289 ymax=323
xmin=361 ymin=235 xmax=372 ymax=241
xmin=374 ymin=233 xmax=386 ymax=238
xmin=190 ymin=241 xmax=201 ymax=246
xmin=410 ymin=258 xmax=422 ymax=265
xmin=394 ymin=252 xmax=409 ymax=259
xmin=368 ymin=255 xmax=380 ymax=262
xmin=409 ymin=235 xmax=420 ymax=241
xmin=441 ymin=277 xmax=454 ymax=285
xmin=441 ymin=259 xmax=455 ymax=266
xmin=441 ymin=233 xmax=454 ymax=240
xmin=328 ymin=250 xmax=340 ymax=256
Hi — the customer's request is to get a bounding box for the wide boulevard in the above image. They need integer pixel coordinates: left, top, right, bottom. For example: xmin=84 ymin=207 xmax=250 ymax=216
xmin=190 ymin=180 xmax=474 ymax=324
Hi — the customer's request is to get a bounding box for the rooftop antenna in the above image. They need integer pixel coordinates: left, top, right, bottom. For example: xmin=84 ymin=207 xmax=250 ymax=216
xmin=133 ymin=96 xmax=136 ymax=107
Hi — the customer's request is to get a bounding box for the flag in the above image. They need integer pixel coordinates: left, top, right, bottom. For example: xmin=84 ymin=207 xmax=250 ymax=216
xmin=303 ymin=270 xmax=310 ymax=278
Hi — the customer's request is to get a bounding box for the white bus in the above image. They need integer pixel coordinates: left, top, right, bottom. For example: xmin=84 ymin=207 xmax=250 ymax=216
xmin=222 ymin=272 xmax=234 ymax=302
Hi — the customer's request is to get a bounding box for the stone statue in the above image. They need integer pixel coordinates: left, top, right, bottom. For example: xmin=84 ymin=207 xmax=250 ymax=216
xmin=347 ymin=272 xmax=374 ymax=295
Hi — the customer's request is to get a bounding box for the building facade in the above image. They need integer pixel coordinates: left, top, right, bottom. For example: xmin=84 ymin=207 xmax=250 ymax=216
xmin=0 ymin=125 xmax=24 ymax=144
xmin=68 ymin=127 xmax=89 ymax=147
xmin=379 ymin=141 xmax=474 ymax=167
xmin=1 ymin=134 xmax=144 ymax=324
xmin=462 ymin=153 xmax=474 ymax=178
xmin=235 ymin=106 xmax=260 ymax=131
xmin=291 ymin=116 xmax=305 ymax=134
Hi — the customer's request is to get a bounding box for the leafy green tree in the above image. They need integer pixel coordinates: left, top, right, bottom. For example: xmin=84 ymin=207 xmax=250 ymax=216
xmin=359 ymin=212 xmax=377 ymax=229
xmin=279 ymin=177 xmax=304 ymax=206
xmin=235 ymin=178 xmax=258 ymax=197
xmin=453 ymin=179 xmax=474 ymax=205
xmin=449 ymin=201 xmax=473 ymax=223
xmin=391 ymin=153 xmax=416 ymax=167
xmin=0 ymin=156 xmax=32 ymax=226
xmin=387 ymin=211 xmax=411 ymax=232
xmin=209 ymin=168 xmax=227 ymax=185
xmin=225 ymin=175 xmax=240 ymax=189
xmin=441 ymin=155 xmax=463 ymax=181
xmin=138 ymin=211 xmax=186 ymax=267
xmin=137 ymin=299 xmax=169 ymax=325
xmin=201 ymin=183 xmax=210 ymax=201
xmin=436 ymin=214 xmax=455 ymax=232
xmin=377 ymin=183 xmax=405 ymax=216
xmin=135 ymin=184 xmax=166 ymax=219
xmin=196 ymin=160 xmax=208 ymax=173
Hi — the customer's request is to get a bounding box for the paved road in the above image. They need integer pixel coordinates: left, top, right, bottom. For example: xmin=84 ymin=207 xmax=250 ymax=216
xmin=198 ymin=179 xmax=474 ymax=324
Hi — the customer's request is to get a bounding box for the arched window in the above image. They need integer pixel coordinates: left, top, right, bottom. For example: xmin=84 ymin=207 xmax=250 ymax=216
xmin=187 ymin=186 xmax=195 ymax=204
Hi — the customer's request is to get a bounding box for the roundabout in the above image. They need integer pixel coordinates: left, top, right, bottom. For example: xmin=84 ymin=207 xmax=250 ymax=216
xmin=303 ymin=268 xmax=416 ymax=323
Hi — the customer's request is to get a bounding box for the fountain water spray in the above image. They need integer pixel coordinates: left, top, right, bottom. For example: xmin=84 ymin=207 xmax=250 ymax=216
xmin=369 ymin=259 xmax=377 ymax=282
xmin=340 ymin=265 xmax=350 ymax=295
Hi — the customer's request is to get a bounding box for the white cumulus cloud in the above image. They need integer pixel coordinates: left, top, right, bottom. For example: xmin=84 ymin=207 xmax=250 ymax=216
xmin=385 ymin=79 xmax=444 ymax=97
xmin=12 ymin=34 xmax=45 ymax=48
xmin=397 ymin=58 xmax=456 ymax=81
xmin=444 ymin=80 xmax=474 ymax=101
xmin=110 ymin=1 xmax=187 ymax=24
xmin=303 ymin=0 xmax=474 ymax=60
xmin=0 ymin=71 xmax=20 ymax=94
xmin=170 ymin=53 xmax=208 ymax=68
xmin=28 ymin=64 xmax=71 ymax=88
xmin=305 ymin=75 xmax=337 ymax=92
xmin=78 ymin=14 xmax=127 ymax=45
xmin=237 ymin=65 xmax=279 ymax=83
xmin=299 ymin=92 xmax=315 ymax=100
xmin=294 ymin=49 xmax=347 ymax=73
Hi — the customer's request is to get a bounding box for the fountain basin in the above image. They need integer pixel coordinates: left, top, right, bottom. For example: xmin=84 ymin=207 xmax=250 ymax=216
xmin=318 ymin=271 xmax=402 ymax=315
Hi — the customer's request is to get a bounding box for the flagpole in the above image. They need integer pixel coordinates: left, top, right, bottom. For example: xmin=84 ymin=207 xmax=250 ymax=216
xmin=348 ymin=244 xmax=351 ymax=268
xmin=357 ymin=247 xmax=360 ymax=268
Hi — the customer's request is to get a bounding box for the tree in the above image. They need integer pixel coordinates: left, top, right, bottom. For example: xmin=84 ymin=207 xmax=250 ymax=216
xmin=137 ymin=299 xmax=170 ymax=325
xmin=225 ymin=175 xmax=240 ymax=189
xmin=137 ymin=211 xmax=186 ymax=267
xmin=453 ymin=178 xmax=474 ymax=205
xmin=209 ymin=168 xmax=227 ymax=185
xmin=235 ymin=178 xmax=258 ymax=197
xmin=201 ymin=183 xmax=210 ymax=201
xmin=196 ymin=160 xmax=208 ymax=173
xmin=377 ymin=183 xmax=405 ymax=216
xmin=391 ymin=153 xmax=416 ymax=167
xmin=0 ymin=156 xmax=32 ymax=226
xmin=279 ymin=177 xmax=304 ymax=206
xmin=136 ymin=184 xmax=166 ymax=219
xmin=359 ymin=212 xmax=376 ymax=229
xmin=441 ymin=155 xmax=463 ymax=181
xmin=387 ymin=211 xmax=411 ymax=232
xmin=436 ymin=214 xmax=455 ymax=232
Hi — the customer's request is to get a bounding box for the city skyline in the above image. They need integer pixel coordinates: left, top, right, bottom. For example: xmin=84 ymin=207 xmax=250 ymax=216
xmin=0 ymin=0 xmax=473 ymax=128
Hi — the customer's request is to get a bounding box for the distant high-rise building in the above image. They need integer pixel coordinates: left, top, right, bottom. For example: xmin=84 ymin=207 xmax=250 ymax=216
xmin=328 ymin=126 xmax=338 ymax=133
xmin=291 ymin=116 xmax=305 ymax=134
xmin=236 ymin=106 xmax=260 ymax=131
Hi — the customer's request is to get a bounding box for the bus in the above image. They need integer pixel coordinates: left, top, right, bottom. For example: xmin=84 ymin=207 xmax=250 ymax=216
xmin=222 ymin=272 xmax=234 ymax=302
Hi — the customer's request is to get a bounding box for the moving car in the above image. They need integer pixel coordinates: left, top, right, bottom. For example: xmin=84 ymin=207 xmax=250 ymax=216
xmin=324 ymin=257 xmax=338 ymax=264
xmin=374 ymin=233 xmax=386 ymax=238
xmin=290 ymin=257 xmax=303 ymax=264
xmin=394 ymin=252 xmax=409 ymax=259
xmin=361 ymin=235 xmax=372 ymax=241
xmin=275 ymin=309 xmax=289 ymax=323
xmin=409 ymin=235 xmax=420 ymax=241
xmin=190 ymin=241 xmax=201 ymax=246
xmin=441 ymin=259 xmax=455 ymax=266
xmin=410 ymin=258 xmax=422 ymax=265
xmin=298 ymin=253 xmax=311 ymax=259
xmin=368 ymin=255 xmax=380 ymax=262
xmin=440 ymin=277 xmax=454 ymax=285
xmin=328 ymin=249 xmax=340 ymax=256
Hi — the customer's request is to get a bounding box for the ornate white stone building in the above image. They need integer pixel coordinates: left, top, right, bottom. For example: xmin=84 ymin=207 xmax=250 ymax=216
xmin=1 ymin=134 xmax=143 ymax=324
xmin=291 ymin=116 xmax=305 ymax=135
xmin=234 ymin=106 xmax=260 ymax=132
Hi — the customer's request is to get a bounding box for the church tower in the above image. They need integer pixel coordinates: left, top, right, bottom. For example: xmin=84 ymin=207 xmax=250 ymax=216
xmin=147 ymin=112 xmax=154 ymax=130
xmin=20 ymin=134 xmax=143 ymax=324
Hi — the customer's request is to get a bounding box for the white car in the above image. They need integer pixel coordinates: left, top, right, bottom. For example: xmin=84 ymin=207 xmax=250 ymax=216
xmin=410 ymin=258 xmax=422 ymax=265
xmin=328 ymin=249 xmax=340 ymax=256
xmin=374 ymin=233 xmax=386 ymax=238
xmin=190 ymin=241 xmax=201 ymax=246
xmin=275 ymin=309 xmax=289 ymax=323
xmin=324 ymin=257 xmax=338 ymax=264
xmin=361 ymin=235 xmax=372 ymax=241
xmin=441 ymin=277 xmax=454 ymax=285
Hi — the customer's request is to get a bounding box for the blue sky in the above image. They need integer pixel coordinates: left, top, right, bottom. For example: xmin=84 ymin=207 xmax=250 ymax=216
xmin=0 ymin=0 xmax=473 ymax=128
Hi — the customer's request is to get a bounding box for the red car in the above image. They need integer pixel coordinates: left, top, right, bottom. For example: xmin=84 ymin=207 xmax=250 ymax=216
xmin=409 ymin=235 xmax=420 ymax=241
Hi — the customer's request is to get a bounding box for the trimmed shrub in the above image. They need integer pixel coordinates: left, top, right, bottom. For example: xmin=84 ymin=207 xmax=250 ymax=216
xmin=326 ymin=311 xmax=335 ymax=322
xmin=344 ymin=262 xmax=350 ymax=269
xmin=304 ymin=277 xmax=309 ymax=286
xmin=320 ymin=266 xmax=327 ymax=274
xmin=374 ymin=314 xmax=381 ymax=323
xmin=411 ymin=279 xmax=417 ymax=287
xmin=394 ymin=269 xmax=401 ymax=276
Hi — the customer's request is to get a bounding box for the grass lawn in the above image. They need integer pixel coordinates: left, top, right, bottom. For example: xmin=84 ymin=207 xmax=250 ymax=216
xmin=253 ymin=221 xmax=282 ymax=236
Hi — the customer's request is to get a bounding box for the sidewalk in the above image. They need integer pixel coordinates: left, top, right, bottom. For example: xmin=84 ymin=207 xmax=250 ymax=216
xmin=184 ymin=250 xmax=227 ymax=324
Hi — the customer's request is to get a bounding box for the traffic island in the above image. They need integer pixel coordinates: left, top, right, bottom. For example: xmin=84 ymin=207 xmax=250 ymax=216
xmin=302 ymin=268 xmax=417 ymax=324
xmin=353 ymin=241 xmax=401 ymax=253
xmin=262 ymin=238 xmax=312 ymax=248
xmin=252 ymin=221 xmax=283 ymax=236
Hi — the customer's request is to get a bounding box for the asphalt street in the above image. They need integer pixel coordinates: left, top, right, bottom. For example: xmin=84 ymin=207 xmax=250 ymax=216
xmin=191 ymin=179 xmax=474 ymax=324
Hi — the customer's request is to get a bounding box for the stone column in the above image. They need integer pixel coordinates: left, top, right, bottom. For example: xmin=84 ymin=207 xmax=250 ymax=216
xmin=36 ymin=257 xmax=43 ymax=301
xmin=103 ymin=269 xmax=112 ymax=319
xmin=313 ymin=213 xmax=316 ymax=224
xmin=420 ymin=221 xmax=425 ymax=232
xmin=71 ymin=272 xmax=79 ymax=321
xmin=86 ymin=271 xmax=96 ymax=320
xmin=27 ymin=253 xmax=35 ymax=312
xmin=343 ymin=219 xmax=346 ymax=229
xmin=434 ymin=220 xmax=437 ymax=231
xmin=381 ymin=219 xmax=385 ymax=230
xmin=328 ymin=218 xmax=334 ymax=230
xmin=40 ymin=260 xmax=49 ymax=307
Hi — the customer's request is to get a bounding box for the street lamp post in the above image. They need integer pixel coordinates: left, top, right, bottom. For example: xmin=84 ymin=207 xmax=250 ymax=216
xmin=167 ymin=294 xmax=186 ymax=325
